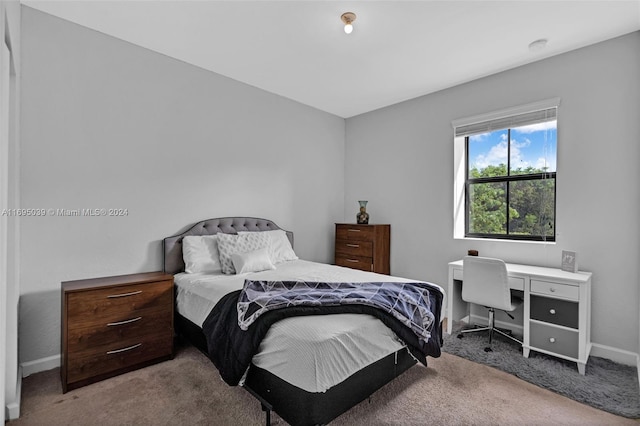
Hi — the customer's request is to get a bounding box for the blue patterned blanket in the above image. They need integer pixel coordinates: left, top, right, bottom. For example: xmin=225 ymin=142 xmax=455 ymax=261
xmin=238 ymin=280 xmax=438 ymax=345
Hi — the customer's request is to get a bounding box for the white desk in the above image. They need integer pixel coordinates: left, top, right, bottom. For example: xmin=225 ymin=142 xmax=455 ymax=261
xmin=447 ymin=260 xmax=593 ymax=374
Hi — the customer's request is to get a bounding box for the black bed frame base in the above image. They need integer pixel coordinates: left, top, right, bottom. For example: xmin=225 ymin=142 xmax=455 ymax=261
xmin=244 ymin=347 xmax=416 ymax=426
xmin=175 ymin=314 xmax=417 ymax=426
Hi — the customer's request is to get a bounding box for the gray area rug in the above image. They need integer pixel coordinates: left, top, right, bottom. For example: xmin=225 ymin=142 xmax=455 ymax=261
xmin=443 ymin=325 xmax=640 ymax=418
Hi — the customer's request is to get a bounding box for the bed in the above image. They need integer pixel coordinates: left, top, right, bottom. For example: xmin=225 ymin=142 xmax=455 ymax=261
xmin=163 ymin=217 xmax=444 ymax=425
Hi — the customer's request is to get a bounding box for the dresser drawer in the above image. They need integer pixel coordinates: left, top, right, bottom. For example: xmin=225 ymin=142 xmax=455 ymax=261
xmin=66 ymin=279 xmax=173 ymax=329
xmin=67 ymin=308 xmax=173 ymax=355
xmin=62 ymin=272 xmax=174 ymax=392
xmin=335 ymin=254 xmax=373 ymax=272
xmin=530 ymin=279 xmax=579 ymax=300
xmin=335 ymin=239 xmax=373 ymax=257
xmin=530 ymin=295 xmax=578 ymax=329
xmin=66 ymin=334 xmax=173 ymax=384
xmin=336 ymin=225 xmax=375 ymax=241
xmin=335 ymin=224 xmax=390 ymax=274
xmin=529 ymin=321 xmax=579 ymax=359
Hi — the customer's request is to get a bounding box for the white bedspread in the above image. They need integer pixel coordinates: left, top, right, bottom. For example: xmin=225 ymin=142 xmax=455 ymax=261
xmin=174 ymin=259 xmax=444 ymax=393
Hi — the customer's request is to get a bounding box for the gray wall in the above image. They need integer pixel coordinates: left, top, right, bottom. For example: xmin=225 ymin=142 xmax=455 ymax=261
xmin=345 ymin=32 xmax=640 ymax=355
xmin=18 ymin=6 xmax=640 ymax=367
xmin=19 ymin=7 xmax=345 ymax=364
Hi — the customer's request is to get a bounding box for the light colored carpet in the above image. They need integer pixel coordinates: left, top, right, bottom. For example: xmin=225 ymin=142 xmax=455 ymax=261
xmin=9 ymin=342 xmax=638 ymax=426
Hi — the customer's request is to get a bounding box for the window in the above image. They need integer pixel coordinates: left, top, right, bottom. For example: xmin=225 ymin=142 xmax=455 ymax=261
xmin=452 ymin=99 xmax=559 ymax=242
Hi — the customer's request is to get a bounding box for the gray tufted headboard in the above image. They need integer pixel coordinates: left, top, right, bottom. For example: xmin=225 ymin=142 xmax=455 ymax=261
xmin=162 ymin=217 xmax=294 ymax=275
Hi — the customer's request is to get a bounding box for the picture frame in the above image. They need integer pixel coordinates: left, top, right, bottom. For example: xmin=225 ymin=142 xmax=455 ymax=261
xmin=561 ymin=250 xmax=578 ymax=273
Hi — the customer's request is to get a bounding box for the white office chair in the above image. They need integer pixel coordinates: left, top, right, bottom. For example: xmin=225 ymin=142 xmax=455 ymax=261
xmin=458 ymin=256 xmax=522 ymax=352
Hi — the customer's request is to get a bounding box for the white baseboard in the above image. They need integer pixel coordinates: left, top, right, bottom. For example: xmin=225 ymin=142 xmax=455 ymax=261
xmin=21 ymin=354 xmax=60 ymax=377
xmin=5 ymin=365 xmax=21 ymax=420
xmin=590 ymin=343 xmax=639 ymax=366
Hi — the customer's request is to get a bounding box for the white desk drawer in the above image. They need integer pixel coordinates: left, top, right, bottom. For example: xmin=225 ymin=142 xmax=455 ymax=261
xmin=531 ymin=280 xmax=579 ymax=300
xmin=453 ymin=269 xmax=523 ymax=290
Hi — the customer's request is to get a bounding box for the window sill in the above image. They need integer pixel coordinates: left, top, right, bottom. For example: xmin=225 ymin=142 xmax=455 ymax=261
xmin=454 ymin=236 xmax=556 ymax=245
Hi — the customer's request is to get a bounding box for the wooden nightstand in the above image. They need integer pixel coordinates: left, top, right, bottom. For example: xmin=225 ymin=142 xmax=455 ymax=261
xmin=335 ymin=223 xmax=390 ymax=274
xmin=61 ymin=272 xmax=174 ymax=392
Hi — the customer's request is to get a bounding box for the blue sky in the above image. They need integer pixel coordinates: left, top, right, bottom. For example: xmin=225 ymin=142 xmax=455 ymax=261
xmin=469 ymin=120 xmax=557 ymax=173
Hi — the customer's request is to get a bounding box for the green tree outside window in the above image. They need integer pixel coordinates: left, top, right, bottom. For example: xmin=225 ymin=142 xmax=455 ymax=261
xmin=466 ymin=121 xmax=556 ymax=241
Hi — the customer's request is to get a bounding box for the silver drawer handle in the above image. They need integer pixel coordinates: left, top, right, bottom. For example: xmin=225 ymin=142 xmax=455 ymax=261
xmin=346 ymin=244 xmax=360 ymax=248
xmin=549 ymin=309 xmax=556 ymax=315
xmin=107 ymin=343 xmax=142 ymax=355
xmin=107 ymin=316 xmax=142 ymax=327
xmin=549 ymin=337 xmax=556 ymax=343
xmin=107 ymin=290 xmax=142 ymax=298
xmin=346 ymin=259 xmax=359 ymax=263
xmin=347 ymin=229 xmax=361 ymax=232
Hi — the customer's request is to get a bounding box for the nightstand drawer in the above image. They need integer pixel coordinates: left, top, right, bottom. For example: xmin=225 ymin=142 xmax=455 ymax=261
xmin=335 ymin=239 xmax=373 ymax=257
xmin=529 ymin=321 xmax=579 ymax=359
xmin=336 ymin=225 xmax=375 ymax=241
xmin=530 ymin=295 xmax=578 ymax=329
xmin=67 ymin=308 xmax=173 ymax=354
xmin=66 ymin=334 xmax=173 ymax=384
xmin=531 ymin=279 xmax=579 ymax=300
xmin=66 ymin=279 xmax=173 ymax=329
xmin=335 ymin=255 xmax=373 ymax=272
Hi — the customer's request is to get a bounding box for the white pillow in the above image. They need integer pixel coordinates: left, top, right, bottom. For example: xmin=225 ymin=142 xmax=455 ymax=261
xmin=216 ymin=232 xmax=271 ymax=274
xmin=182 ymin=235 xmax=222 ymax=274
xmin=231 ymin=247 xmax=276 ymax=274
xmin=239 ymin=229 xmax=298 ymax=265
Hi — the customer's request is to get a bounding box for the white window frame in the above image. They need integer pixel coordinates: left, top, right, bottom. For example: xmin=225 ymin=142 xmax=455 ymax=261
xmin=452 ymin=97 xmax=560 ymax=241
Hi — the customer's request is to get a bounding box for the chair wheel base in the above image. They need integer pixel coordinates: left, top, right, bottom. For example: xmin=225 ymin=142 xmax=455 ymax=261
xmin=457 ymin=334 xmax=464 ymax=339
xmin=484 ymin=347 xmax=493 ymax=352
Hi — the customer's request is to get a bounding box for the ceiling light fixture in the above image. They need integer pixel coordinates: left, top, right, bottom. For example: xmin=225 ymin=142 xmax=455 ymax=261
xmin=528 ymin=38 xmax=548 ymax=52
xmin=341 ymin=12 xmax=356 ymax=34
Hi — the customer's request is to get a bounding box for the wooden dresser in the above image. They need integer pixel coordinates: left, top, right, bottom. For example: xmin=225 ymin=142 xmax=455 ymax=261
xmin=61 ymin=272 xmax=174 ymax=392
xmin=335 ymin=223 xmax=390 ymax=274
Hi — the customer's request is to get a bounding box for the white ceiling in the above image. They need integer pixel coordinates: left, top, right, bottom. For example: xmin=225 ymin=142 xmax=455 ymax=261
xmin=23 ymin=1 xmax=640 ymax=118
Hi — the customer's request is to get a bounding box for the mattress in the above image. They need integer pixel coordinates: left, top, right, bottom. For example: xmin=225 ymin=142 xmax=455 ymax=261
xmin=174 ymin=259 xmax=444 ymax=393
